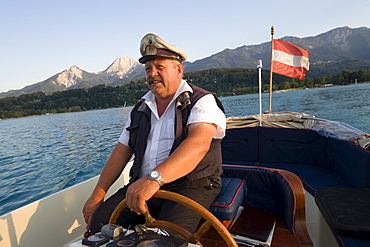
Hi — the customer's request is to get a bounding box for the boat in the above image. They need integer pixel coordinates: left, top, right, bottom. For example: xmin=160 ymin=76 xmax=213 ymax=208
xmin=1 ymin=110 xmax=369 ymax=247
xmin=1 ymin=30 xmax=369 ymax=246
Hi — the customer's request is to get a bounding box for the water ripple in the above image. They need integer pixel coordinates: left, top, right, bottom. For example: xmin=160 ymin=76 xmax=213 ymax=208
xmin=0 ymin=107 xmax=129 ymax=215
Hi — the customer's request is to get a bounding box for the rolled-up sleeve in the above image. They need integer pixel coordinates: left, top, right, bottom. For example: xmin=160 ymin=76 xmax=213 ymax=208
xmin=118 ymin=115 xmax=131 ymax=146
xmin=187 ymin=94 xmax=226 ymax=139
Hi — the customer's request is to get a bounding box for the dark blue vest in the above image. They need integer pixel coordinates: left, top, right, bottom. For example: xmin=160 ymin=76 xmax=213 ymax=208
xmin=126 ymin=83 xmax=224 ymax=188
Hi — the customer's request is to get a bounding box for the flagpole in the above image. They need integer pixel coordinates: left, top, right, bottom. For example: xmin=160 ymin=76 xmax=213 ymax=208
xmin=257 ymin=60 xmax=263 ymax=126
xmin=268 ymin=26 xmax=274 ymax=113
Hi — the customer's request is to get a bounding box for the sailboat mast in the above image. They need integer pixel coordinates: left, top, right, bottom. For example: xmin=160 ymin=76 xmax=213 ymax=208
xmin=268 ymin=26 xmax=274 ymax=112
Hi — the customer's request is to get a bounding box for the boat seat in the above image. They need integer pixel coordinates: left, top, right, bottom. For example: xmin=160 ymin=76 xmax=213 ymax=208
xmin=315 ymin=187 xmax=370 ymax=246
xmin=208 ymin=177 xmax=246 ymax=227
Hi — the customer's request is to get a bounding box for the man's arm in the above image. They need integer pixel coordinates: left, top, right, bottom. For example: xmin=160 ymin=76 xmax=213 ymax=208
xmin=83 ymin=142 xmax=133 ymax=229
xmin=125 ymin=122 xmax=217 ymax=214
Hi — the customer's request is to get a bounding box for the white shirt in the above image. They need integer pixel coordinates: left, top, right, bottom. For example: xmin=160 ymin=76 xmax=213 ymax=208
xmin=119 ymin=80 xmax=226 ymax=177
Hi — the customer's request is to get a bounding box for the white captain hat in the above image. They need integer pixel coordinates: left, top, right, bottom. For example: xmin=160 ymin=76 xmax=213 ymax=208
xmin=139 ymin=33 xmax=187 ymax=64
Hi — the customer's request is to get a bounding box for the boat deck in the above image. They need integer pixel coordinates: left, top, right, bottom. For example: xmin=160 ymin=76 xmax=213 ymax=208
xmin=201 ymin=211 xmax=304 ymax=247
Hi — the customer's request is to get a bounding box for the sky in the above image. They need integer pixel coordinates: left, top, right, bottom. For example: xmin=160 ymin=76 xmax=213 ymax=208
xmin=1 ymin=0 xmax=369 ymax=93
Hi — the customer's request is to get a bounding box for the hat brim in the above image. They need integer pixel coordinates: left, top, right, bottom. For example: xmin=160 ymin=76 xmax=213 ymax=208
xmin=139 ymin=55 xmax=182 ymax=64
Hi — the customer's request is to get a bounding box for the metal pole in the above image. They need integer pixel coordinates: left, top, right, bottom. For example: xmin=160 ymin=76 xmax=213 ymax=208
xmin=268 ymin=26 xmax=275 ymax=113
xmin=257 ymin=60 xmax=263 ymax=126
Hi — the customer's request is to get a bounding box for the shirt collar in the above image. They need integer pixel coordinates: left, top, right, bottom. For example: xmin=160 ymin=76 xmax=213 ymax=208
xmin=142 ymin=79 xmax=192 ymax=105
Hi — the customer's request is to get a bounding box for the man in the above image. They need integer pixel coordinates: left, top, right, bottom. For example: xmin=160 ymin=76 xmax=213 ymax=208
xmin=83 ymin=33 xmax=226 ymax=235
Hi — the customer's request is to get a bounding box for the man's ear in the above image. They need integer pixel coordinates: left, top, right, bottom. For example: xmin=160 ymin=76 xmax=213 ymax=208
xmin=177 ymin=64 xmax=184 ymax=76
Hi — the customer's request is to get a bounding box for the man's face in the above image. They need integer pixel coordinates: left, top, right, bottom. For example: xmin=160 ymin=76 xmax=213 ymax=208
xmin=145 ymin=58 xmax=183 ymax=101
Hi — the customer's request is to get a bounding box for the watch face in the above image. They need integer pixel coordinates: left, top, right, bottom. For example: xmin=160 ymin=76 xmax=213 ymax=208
xmin=150 ymin=170 xmax=160 ymax=178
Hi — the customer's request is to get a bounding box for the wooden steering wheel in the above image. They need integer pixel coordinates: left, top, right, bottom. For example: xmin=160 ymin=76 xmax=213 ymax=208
xmin=109 ymin=190 xmax=237 ymax=247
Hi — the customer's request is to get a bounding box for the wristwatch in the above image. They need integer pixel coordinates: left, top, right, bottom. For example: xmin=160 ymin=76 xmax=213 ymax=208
xmin=148 ymin=170 xmax=164 ymax=187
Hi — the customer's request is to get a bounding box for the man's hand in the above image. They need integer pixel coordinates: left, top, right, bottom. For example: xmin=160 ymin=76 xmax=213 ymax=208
xmin=82 ymin=194 xmax=104 ymax=230
xmin=82 ymin=142 xmax=133 ymax=231
xmin=125 ymin=176 xmax=160 ymax=214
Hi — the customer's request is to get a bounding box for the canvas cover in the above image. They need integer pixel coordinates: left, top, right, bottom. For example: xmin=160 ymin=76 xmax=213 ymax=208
xmin=226 ymin=111 xmax=370 ymax=150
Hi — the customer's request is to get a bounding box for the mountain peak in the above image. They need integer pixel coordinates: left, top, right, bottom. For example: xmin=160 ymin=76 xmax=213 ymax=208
xmin=69 ymin=65 xmax=81 ymax=71
xmin=101 ymin=56 xmax=140 ymax=78
xmin=54 ymin=65 xmax=83 ymax=88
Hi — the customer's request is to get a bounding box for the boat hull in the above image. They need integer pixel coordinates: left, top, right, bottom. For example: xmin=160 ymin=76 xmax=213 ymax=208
xmin=0 ymin=165 xmax=131 ymax=247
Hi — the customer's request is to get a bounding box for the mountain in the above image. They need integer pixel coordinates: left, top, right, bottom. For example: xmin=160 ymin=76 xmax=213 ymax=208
xmin=0 ymin=56 xmax=143 ymax=98
xmin=184 ymin=26 xmax=370 ymax=74
xmin=1 ymin=26 xmax=370 ymax=98
xmin=99 ymin=56 xmax=143 ymax=80
xmin=0 ymin=66 xmax=107 ymax=97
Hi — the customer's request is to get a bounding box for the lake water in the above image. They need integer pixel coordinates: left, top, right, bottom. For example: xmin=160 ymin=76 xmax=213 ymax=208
xmin=0 ymin=83 xmax=369 ymax=216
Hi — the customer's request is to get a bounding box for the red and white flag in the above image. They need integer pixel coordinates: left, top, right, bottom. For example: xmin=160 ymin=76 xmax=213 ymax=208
xmin=272 ymin=39 xmax=309 ymax=80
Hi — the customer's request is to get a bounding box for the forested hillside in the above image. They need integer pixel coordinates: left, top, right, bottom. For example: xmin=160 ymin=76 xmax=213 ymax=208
xmin=1 ymin=67 xmax=370 ymax=119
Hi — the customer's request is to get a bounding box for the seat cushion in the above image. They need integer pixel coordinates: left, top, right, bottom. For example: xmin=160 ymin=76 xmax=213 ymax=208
xmin=259 ymin=162 xmax=352 ymax=195
xmin=315 ymin=187 xmax=370 ymax=239
xmin=209 ymin=177 xmax=247 ymax=221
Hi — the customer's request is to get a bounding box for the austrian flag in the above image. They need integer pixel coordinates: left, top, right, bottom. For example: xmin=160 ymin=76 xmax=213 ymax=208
xmin=272 ymin=39 xmax=310 ymax=80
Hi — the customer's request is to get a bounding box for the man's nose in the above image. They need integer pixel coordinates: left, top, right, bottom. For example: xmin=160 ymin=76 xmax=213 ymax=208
xmin=147 ymin=68 xmax=158 ymax=77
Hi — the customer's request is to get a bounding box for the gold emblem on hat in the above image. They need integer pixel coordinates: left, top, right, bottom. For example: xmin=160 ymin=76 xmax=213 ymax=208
xmin=145 ymin=45 xmax=157 ymax=55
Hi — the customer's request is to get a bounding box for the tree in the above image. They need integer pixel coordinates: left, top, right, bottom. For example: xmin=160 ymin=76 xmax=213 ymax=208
xmin=1 ymin=67 xmax=369 ymax=119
